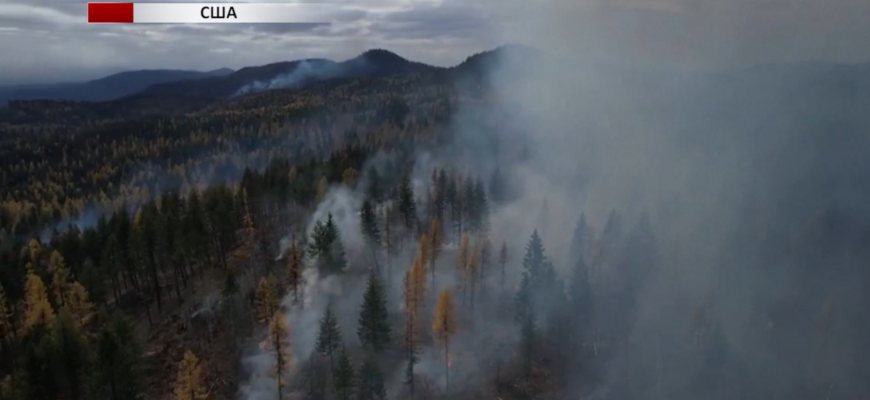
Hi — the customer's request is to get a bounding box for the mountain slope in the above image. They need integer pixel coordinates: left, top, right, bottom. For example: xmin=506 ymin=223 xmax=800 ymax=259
xmin=0 ymin=69 xmax=233 ymax=104
xmin=136 ymin=49 xmax=440 ymax=100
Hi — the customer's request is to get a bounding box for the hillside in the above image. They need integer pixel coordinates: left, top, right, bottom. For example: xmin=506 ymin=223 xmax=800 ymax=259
xmin=1 ymin=46 xmax=870 ymax=400
xmin=0 ymin=68 xmax=233 ymax=105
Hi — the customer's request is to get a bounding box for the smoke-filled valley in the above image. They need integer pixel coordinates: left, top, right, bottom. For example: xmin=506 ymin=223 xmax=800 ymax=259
xmin=2 ymin=40 xmax=870 ymax=400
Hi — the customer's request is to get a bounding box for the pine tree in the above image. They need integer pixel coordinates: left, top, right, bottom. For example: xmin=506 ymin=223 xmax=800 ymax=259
xmin=19 ymin=321 xmax=60 ymax=400
xmin=513 ymin=231 xmax=558 ymax=373
xmin=254 ymin=275 xmax=279 ymax=324
xmin=465 ymin=240 xmax=479 ymax=309
xmin=450 ymin=174 xmax=463 ymax=239
xmin=397 ymin=173 xmax=417 ymax=231
xmin=366 ymin=167 xmax=383 ymax=204
xmin=478 ymin=237 xmax=492 ymax=300
xmin=185 ymin=190 xmax=211 ymax=270
xmin=358 ymin=271 xmax=391 ymax=353
xmin=66 ymin=281 xmax=94 ymax=330
xmin=54 ymin=308 xmax=91 ymax=400
xmin=518 ymin=306 xmax=537 ymax=376
xmin=382 ymin=205 xmax=395 ymax=287
xmin=24 ymin=265 xmax=55 ymax=330
xmin=97 ymin=313 xmax=143 ymax=400
xmin=221 ymin=268 xmax=239 ymax=301
xmin=432 ymin=289 xmax=457 ymax=397
xmin=455 ymin=234 xmax=469 ymax=303
xmin=174 ymin=350 xmax=208 ymax=400
xmin=356 ymin=353 xmax=387 ymax=400
xmin=570 ymin=213 xmax=590 ymax=265
xmin=78 ymin=258 xmax=106 ymax=307
xmin=333 ymin=345 xmax=354 ymax=400
xmin=285 ymin=234 xmax=303 ymax=306
xmin=489 ymin=167 xmax=507 ymax=204
xmin=360 ymin=199 xmax=382 ymax=271
xmin=0 ymin=375 xmax=15 ymax=400
xmin=309 ymin=214 xmax=347 ymax=276
xmin=498 ymin=241 xmax=508 ymax=305
xmin=569 ymin=256 xmax=592 ymax=338
xmin=237 ymin=190 xmax=259 ymax=266
xmin=262 ymin=313 xmax=293 ymax=400
xmin=428 ymin=217 xmax=443 ymax=295
xmin=316 ymin=304 xmax=342 ymax=376
xmin=600 ymin=209 xmax=623 ymax=261
xmin=473 ymin=178 xmax=490 ymax=234
xmin=0 ymin=282 xmax=13 ymax=346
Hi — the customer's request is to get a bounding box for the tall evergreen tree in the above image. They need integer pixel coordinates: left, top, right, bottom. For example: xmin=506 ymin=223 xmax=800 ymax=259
xmin=357 ymin=271 xmax=391 ymax=353
xmin=427 ymin=217 xmax=443 ymax=296
xmin=19 ymin=323 xmax=60 ymax=400
xmin=184 ymin=190 xmax=211 ymax=271
xmin=356 ymin=353 xmax=387 ymax=400
xmin=366 ymin=167 xmax=383 ymax=204
xmin=285 ymin=234 xmax=303 ymax=306
xmin=316 ymin=303 xmax=343 ymax=376
xmin=397 ymin=173 xmax=417 ymax=231
xmin=489 ymin=167 xmax=508 ymax=204
xmin=96 ymin=313 xmax=142 ymax=400
xmin=309 ymin=214 xmax=347 ymax=276
xmin=570 ymin=213 xmax=590 ymax=265
xmin=568 ymin=256 xmax=592 ymax=339
xmin=333 ymin=345 xmax=354 ymax=400
xmin=0 ymin=282 xmax=13 ymax=348
xmin=600 ymin=209 xmax=624 ymax=262
xmin=513 ymin=231 xmax=560 ymax=372
xmin=360 ymin=199 xmax=382 ymax=271
xmin=53 ymin=308 xmax=91 ymax=400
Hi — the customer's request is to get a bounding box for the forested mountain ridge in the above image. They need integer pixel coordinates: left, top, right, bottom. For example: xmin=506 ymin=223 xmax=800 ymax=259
xmin=0 ymin=68 xmax=234 ymax=105
xmin=0 ymin=45 xmax=870 ymax=400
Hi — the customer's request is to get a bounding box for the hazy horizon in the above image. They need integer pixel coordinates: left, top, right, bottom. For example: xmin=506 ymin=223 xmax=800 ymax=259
xmin=3 ymin=0 xmax=870 ymax=85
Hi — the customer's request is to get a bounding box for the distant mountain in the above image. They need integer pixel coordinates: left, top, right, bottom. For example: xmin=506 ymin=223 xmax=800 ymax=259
xmin=135 ymin=49 xmax=440 ymax=100
xmin=0 ymin=68 xmax=233 ymax=104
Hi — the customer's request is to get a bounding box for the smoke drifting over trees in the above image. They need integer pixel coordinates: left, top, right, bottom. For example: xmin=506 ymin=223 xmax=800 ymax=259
xmin=228 ymin=38 xmax=870 ymax=400
xmin=2 ymin=3 xmax=870 ymax=399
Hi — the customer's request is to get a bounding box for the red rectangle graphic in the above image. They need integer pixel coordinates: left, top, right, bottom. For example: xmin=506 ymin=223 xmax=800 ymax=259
xmin=88 ymin=3 xmax=134 ymax=23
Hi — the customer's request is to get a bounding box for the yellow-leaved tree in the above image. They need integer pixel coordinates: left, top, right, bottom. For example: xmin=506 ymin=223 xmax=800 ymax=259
xmin=432 ymin=289 xmax=457 ymax=397
xmin=342 ymin=167 xmax=358 ymax=187
xmin=174 ymin=350 xmax=208 ymax=400
xmin=254 ymin=275 xmax=279 ymax=324
xmin=67 ymin=281 xmax=95 ymax=329
xmin=261 ymin=313 xmax=293 ymax=400
xmin=402 ymin=254 xmax=428 ymax=399
xmin=48 ymin=250 xmax=71 ymax=307
xmin=404 ymin=252 xmax=428 ymax=347
xmin=23 ymin=263 xmax=55 ymax=329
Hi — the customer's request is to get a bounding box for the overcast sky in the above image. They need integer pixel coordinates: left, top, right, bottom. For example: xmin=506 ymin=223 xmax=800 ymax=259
xmin=1 ymin=0 xmax=869 ymax=84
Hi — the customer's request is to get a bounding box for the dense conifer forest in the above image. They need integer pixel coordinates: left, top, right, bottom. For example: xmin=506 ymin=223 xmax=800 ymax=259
xmin=1 ymin=47 xmax=870 ymax=400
